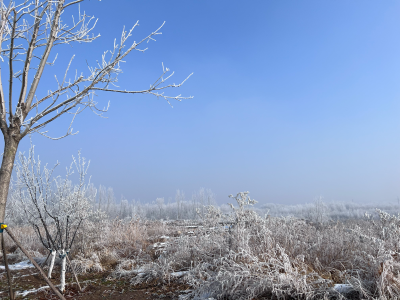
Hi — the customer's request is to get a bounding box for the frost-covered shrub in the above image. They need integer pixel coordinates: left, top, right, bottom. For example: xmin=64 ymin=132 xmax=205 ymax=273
xmin=183 ymin=247 xmax=333 ymax=300
xmin=7 ymin=187 xmax=400 ymax=299
xmin=111 ymin=192 xmax=335 ymax=298
xmin=108 ymin=193 xmax=400 ymax=299
xmin=69 ymin=253 xmax=104 ymax=274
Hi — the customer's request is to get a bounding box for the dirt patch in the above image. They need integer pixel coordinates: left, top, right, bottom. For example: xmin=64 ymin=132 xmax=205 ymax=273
xmin=0 ymin=267 xmax=191 ymax=300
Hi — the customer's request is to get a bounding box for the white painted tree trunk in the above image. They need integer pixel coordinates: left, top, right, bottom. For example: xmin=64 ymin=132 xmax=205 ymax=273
xmin=48 ymin=250 xmax=56 ymax=278
xmin=60 ymin=249 xmax=67 ymax=293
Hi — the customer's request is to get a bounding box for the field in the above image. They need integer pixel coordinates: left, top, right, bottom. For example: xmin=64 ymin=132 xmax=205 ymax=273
xmin=2 ymin=195 xmax=400 ymax=300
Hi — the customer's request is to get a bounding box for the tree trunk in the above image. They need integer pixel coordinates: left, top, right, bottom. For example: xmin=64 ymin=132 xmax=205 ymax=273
xmin=48 ymin=249 xmax=56 ymax=278
xmin=60 ymin=249 xmax=67 ymax=293
xmin=0 ymin=136 xmax=19 ymax=223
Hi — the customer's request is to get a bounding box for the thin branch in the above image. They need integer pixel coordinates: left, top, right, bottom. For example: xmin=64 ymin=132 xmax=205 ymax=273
xmin=18 ymin=4 xmax=48 ymax=108
xmin=24 ymin=0 xmax=65 ymax=114
xmin=8 ymin=9 xmax=16 ymax=126
xmin=63 ymin=0 xmax=84 ymax=10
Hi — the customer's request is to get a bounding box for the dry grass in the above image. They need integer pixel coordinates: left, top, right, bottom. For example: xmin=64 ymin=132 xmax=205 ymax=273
xmin=4 ymin=208 xmax=400 ymax=299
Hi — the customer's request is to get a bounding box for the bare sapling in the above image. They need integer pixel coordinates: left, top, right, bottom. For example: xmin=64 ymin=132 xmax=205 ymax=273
xmin=12 ymin=143 xmax=96 ymax=292
xmin=228 ymin=191 xmax=258 ymax=227
xmin=0 ymin=0 xmax=192 ymax=233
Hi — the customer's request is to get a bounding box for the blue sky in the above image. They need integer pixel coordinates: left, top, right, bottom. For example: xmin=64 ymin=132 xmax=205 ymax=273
xmin=13 ymin=0 xmax=400 ymax=205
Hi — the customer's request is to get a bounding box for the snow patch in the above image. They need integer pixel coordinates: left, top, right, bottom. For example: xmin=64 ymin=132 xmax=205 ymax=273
xmin=171 ymin=271 xmax=188 ymax=277
xmin=153 ymin=242 xmax=167 ymax=248
xmin=334 ymin=283 xmax=354 ymax=294
xmin=0 ymin=260 xmax=34 ymax=270
xmin=16 ymin=285 xmax=50 ymax=297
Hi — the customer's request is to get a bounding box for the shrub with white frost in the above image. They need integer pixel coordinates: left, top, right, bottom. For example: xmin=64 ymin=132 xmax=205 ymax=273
xmin=7 ymin=183 xmax=400 ymax=299
xmin=10 ymin=144 xmax=100 ymax=292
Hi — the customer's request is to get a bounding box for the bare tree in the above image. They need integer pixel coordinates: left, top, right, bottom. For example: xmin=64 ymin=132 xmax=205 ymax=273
xmin=175 ymin=189 xmax=185 ymax=220
xmin=156 ymin=197 xmax=164 ymax=219
xmin=11 ymin=144 xmax=96 ymax=292
xmin=192 ymin=187 xmax=216 ymax=219
xmin=0 ymin=0 xmax=192 ymax=224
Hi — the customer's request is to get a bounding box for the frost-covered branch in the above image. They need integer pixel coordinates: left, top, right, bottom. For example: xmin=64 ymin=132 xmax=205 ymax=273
xmin=0 ymin=0 xmax=192 ymax=141
xmin=11 ymin=142 xmax=98 ymax=291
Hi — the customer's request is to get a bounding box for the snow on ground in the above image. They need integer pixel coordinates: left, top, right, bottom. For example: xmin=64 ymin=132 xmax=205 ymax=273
xmin=132 ymin=268 xmax=146 ymax=275
xmin=14 ymin=280 xmax=95 ymax=297
xmin=171 ymin=271 xmax=188 ymax=278
xmin=334 ymin=284 xmax=354 ymax=293
xmin=19 ymin=272 xmax=39 ymax=278
xmin=0 ymin=260 xmax=34 ymax=270
xmin=153 ymin=242 xmax=167 ymax=248
xmin=16 ymin=285 xmax=50 ymax=297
